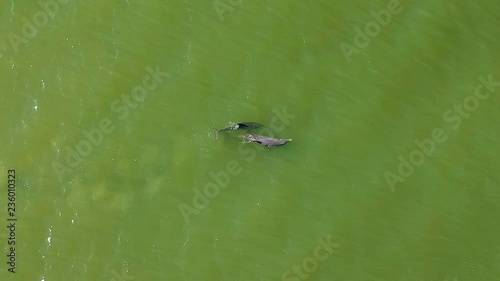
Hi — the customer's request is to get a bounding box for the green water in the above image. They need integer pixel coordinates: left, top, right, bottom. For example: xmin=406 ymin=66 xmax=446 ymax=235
xmin=1 ymin=0 xmax=499 ymax=280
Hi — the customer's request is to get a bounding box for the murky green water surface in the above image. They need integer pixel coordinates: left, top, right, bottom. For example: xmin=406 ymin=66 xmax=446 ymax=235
xmin=1 ymin=1 xmax=499 ymax=280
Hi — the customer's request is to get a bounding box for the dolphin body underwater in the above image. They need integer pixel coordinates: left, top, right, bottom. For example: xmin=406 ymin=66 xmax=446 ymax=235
xmin=214 ymin=122 xmax=263 ymax=139
xmin=239 ymin=134 xmax=292 ymax=147
xmin=214 ymin=121 xmax=292 ymax=147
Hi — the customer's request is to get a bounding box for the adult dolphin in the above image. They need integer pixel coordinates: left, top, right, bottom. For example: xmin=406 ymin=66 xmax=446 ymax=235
xmin=240 ymin=134 xmax=292 ymax=147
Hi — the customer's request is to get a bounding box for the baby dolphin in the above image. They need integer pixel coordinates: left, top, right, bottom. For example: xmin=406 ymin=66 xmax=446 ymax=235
xmin=214 ymin=122 xmax=262 ymax=139
xmin=240 ymin=134 xmax=292 ymax=147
